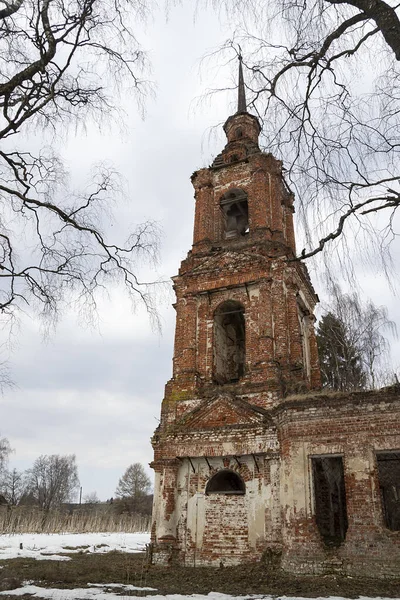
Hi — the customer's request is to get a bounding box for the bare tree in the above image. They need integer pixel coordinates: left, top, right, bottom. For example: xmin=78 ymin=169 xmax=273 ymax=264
xmin=0 ymin=435 xmax=11 ymax=476
xmin=115 ymin=462 xmax=151 ymax=513
xmin=28 ymin=454 xmax=79 ymax=510
xmin=83 ymin=491 xmax=100 ymax=505
xmin=208 ymin=0 xmax=400 ymax=271
xmin=0 ymin=351 xmax=14 ymax=392
xmin=1 ymin=467 xmax=27 ymax=505
xmin=0 ymin=0 xmax=159 ymax=332
xmin=317 ymin=285 xmax=397 ymax=390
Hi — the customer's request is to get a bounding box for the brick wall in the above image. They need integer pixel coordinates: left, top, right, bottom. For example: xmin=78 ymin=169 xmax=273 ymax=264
xmin=276 ymin=387 xmax=400 ymax=578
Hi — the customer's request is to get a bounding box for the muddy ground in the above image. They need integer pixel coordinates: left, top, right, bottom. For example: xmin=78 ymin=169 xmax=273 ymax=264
xmin=0 ymin=551 xmax=399 ymax=598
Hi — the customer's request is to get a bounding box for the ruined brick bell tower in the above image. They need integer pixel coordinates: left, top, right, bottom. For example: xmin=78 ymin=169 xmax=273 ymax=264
xmin=150 ymin=58 xmax=321 ymax=566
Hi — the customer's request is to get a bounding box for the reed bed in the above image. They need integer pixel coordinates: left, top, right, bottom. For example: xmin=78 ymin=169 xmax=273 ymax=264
xmin=0 ymin=505 xmax=150 ymax=534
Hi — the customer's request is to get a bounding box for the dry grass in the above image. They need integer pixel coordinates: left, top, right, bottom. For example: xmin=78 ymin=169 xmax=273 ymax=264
xmin=0 ymin=506 xmax=150 ymax=534
xmin=1 ymin=551 xmax=400 ymax=598
xmin=0 ymin=552 xmax=151 ymax=590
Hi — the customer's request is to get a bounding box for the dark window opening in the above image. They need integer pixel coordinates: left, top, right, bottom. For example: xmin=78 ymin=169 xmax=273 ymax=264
xmin=220 ymin=189 xmax=249 ymax=239
xmin=230 ymin=154 xmax=239 ymax=163
xmin=377 ymin=452 xmax=400 ymax=531
xmin=312 ymin=456 xmax=348 ymax=547
xmin=213 ymin=301 xmax=245 ymax=384
xmin=236 ymin=128 xmax=243 ymax=138
xmin=206 ymin=469 xmax=245 ymax=495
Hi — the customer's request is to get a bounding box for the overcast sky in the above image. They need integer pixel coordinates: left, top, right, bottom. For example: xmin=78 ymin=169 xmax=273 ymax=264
xmin=2 ymin=3 xmax=400 ymax=501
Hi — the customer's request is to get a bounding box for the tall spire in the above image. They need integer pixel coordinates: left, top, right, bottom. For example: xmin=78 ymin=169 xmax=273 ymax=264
xmin=237 ymin=55 xmax=247 ymax=113
xmin=221 ymin=52 xmax=261 ymax=145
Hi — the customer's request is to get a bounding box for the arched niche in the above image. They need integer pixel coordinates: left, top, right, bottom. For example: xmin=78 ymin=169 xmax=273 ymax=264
xmin=297 ymin=297 xmax=311 ymax=379
xmin=220 ymin=188 xmax=249 ymax=239
xmin=213 ymin=300 xmax=245 ymax=384
xmin=205 ymin=469 xmax=246 ymax=495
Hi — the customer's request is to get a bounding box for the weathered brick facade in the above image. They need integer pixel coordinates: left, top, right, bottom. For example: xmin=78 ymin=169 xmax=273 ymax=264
xmin=276 ymin=387 xmax=400 ymax=577
xmin=150 ymin=63 xmax=400 ymax=576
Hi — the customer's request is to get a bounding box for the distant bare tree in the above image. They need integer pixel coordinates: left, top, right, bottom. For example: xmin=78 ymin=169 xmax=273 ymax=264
xmin=28 ymin=454 xmax=79 ymax=510
xmin=84 ymin=491 xmax=100 ymax=505
xmin=0 ymin=0 xmax=159 ymax=333
xmin=1 ymin=468 xmax=27 ymax=505
xmin=0 ymin=352 xmax=14 ymax=393
xmin=208 ymin=0 xmax=400 ymax=273
xmin=115 ymin=463 xmax=151 ymax=513
xmin=0 ymin=436 xmax=11 ymax=475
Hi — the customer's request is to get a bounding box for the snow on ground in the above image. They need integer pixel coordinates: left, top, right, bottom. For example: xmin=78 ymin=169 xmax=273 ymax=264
xmin=0 ymin=532 xmax=150 ymax=561
xmin=2 ymin=590 xmax=248 ymax=600
xmin=0 ymin=583 xmax=156 ymax=599
xmin=0 ymin=589 xmax=399 ymax=600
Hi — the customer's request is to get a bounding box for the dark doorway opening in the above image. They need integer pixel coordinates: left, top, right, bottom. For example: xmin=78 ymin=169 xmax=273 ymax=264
xmin=376 ymin=452 xmax=400 ymax=531
xmin=312 ymin=456 xmax=348 ymax=546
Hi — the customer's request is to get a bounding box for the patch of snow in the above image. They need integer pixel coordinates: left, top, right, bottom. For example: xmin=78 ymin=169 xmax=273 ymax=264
xmin=0 ymin=584 xmax=134 ymax=599
xmin=0 ymin=532 xmax=149 ymax=561
xmin=0 ymin=586 xmax=399 ymax=600
xmin=89 ymin=582 xmax=157 ymax=591
xmin=0 ymin=589 xmax=268 ymax=600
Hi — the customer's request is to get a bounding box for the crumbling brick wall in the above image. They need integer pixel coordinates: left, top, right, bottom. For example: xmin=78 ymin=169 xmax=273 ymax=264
xmin=276 ymin=386 xmax=400 ymax=578
xmin=152 ymin=387 xmax=400 ymax=575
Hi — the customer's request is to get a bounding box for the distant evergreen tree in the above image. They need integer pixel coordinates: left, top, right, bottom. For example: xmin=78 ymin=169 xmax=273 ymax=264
xmin=317 ymin=312 xmax=366 ymax=391
xmin=317 ymin=287 xmax=397 ymax=391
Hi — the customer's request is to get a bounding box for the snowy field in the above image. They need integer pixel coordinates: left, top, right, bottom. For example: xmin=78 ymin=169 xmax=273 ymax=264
xmin=0 ymin=531 xmax=150 ymax=561
xmin=0 ymin=533 xmax=399 ymax=600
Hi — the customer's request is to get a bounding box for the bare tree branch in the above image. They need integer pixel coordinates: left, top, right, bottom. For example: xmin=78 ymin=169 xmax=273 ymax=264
xmin=0 ymin=0 xmax=160 ymax=340
xmin=0 ymin=0 xmax=24 ymax=20
xmin=209 ymin=0 xmax=400 ymax=274
xmin=326 ymin=0 xmax=400 ymax=59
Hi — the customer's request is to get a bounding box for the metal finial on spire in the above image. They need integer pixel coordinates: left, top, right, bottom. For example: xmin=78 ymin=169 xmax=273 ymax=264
xmin=237 ymin=54 xmax=247 ymax=113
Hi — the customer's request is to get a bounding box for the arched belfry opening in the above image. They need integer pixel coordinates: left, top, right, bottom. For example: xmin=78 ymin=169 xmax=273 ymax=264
xmin=206 ymin=469 xmax=246 ymax=495
xmin=213 ymin=300 xmax=245 ymax=384
xmin=220 ymin=189 xmax=249 ymax=239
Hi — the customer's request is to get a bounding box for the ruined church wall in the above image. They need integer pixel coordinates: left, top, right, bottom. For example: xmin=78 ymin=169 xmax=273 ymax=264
xmin=151 ymin=421 xmax=281 ymax=566
xmin=277 ymin=389 xmax=400 ymax=578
